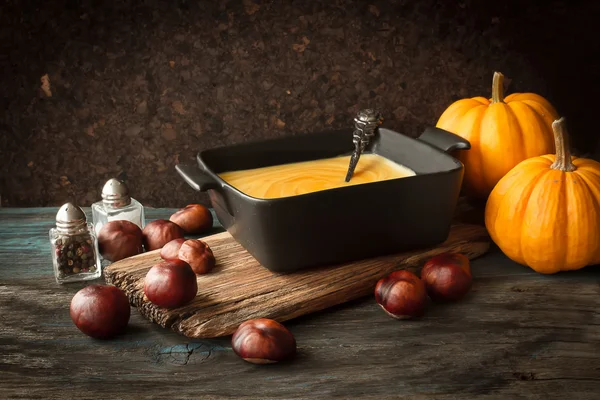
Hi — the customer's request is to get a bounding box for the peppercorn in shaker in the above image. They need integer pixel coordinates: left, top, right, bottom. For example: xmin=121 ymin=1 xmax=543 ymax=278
xmin=49 ymin=203 xmax=102 ymax=284
xmin=91 ymin=178 xmax=145 ymax=236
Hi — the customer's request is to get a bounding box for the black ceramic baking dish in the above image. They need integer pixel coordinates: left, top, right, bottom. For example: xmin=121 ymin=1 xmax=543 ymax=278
xmin=176 ymin=126 xmax=470 ymax=273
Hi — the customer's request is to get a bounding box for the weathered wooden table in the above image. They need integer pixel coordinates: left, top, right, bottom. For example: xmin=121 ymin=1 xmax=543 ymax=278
xmin=1 ymin=208 xmax=599 ymax=399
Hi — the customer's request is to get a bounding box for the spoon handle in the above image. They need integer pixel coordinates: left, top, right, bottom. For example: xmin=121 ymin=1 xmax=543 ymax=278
xmin=344 ymin=109 xmax=384 ymax=182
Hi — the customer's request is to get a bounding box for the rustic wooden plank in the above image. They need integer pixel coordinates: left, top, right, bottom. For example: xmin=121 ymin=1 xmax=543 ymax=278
xmin=104 ymin=223 xmax=490 ymax=338
xmin=1 ymin=208 xmax=600 ymax=400
xmin=2 ymin=252 xmax=599 ymax=399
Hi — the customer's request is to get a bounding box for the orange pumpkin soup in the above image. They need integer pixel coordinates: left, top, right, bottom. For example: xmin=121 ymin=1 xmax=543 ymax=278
xmin=218 ymin=153 xmax=415 ymax=199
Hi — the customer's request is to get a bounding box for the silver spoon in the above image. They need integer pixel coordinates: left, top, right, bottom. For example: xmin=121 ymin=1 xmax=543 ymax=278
xmin=345 ymin=108 xmax=384 ymax=182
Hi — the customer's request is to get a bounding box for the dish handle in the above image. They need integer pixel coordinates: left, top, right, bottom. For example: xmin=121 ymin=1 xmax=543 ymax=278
xmin=175 ymin=164 xmax=221 ymax=192
xmin=175 ymin=164 xmax=235 ymax=217
xmin=417 ymin=127 xmax=471 ymax=153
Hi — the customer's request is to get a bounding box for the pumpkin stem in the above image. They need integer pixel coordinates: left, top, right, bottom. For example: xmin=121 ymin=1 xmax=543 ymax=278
xmin=491 ymin=71 xmax=505 ymax=103
xmin=550 ymin=117 xmax=577 ymax=172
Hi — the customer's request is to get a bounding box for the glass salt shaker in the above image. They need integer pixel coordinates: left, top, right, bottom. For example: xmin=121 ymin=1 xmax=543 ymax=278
xmin=91 ymin=178 xmax=145 ymax=236
xmin=49 ymin=203 xmax=102 ymax=284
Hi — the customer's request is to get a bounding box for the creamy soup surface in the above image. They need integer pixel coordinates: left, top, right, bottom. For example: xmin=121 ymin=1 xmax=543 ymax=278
xmin=217 ymin=153 xmax=416 ymax=199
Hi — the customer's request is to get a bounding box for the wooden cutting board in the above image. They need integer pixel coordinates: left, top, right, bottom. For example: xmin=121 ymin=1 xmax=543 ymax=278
xmin=104 ymin=223 xmax=490 ymax=338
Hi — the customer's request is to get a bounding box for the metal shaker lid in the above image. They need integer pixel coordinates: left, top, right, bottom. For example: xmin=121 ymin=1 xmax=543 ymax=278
xmin=101 ymin=178 xmax=131 ymax=208
xmin=56 ymin=202 xmax=87 ymax=234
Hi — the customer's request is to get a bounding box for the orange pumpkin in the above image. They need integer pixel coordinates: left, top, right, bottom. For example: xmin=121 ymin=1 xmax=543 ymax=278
xmin=485 ymin=117 xmax=600 ymax=274
xmin=436 ymin=71 xmax=559 ymax=199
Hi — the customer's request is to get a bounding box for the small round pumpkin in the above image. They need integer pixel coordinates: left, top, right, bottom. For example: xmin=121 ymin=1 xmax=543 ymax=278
xmin=436 ymin=71 xmax=559 ymax=199
xmin=485 ymin=117 xmax=600 ymax=274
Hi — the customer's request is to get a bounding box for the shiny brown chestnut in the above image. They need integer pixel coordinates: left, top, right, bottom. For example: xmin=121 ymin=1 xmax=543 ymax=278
xmin=169 ymin=204 xmax=213 ymax=234
xmin=374 ymin=270 xmax=427 ymax=319
xmin=97 ymin=220 xmax=144 ymax=262
xmin=178 ymin=239 xmax=216 ymax=275
xmin=143 ymin=259 xmax=198 ymax=309
xmin=420 ymin=253 xmax=472 ymax=302
xmin=70 ymin=284 xmax=131 ymax=339
xmin=231 ymin=318 xmax=296 ymax=364
xmin=142 ymin=219 xmax=185 ymax=251
xmin=160 ymin=238 xmax=186 ymax=260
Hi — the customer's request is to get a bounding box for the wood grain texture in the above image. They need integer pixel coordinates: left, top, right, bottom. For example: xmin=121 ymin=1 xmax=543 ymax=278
xmin=2 ymin=207 xmax=599 ymax=400
xmin=105 ymin=223 xmax=490 ymax=338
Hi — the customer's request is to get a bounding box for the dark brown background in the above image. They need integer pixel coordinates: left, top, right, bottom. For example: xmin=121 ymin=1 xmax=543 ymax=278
xmin=1 ymin=0 xmax=598 ymax=208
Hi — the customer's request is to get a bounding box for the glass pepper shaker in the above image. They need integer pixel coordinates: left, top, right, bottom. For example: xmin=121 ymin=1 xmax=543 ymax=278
xmin=91 ymin=178 xmax=145 ymax=236
xmin=49 ymin=203 xmax=102 ymax=284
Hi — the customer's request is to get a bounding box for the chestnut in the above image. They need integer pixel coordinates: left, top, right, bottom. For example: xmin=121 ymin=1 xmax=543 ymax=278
xmin=70 ymin=284 xmax=131 ymax=339
xmin=169 ymin=204 xmax=213 ymax=234
xmin=160 ymin=238 xmax=186 ymax=260
xmin=374 ymin=270 xmax=427 ymax=319
xmin=231 ymin=318 xmax=296 ymax=364
xmin=142 ymin=219 xmax=185 ymax=251
xmin=178 ymin=239 xmax=216 ymax=275
xmin=144 ymin=259 xmax=198 ymax=309
xmin=420 ymin=253 xmax=472 ymax=302
xmin=97 ymin=220 xmax=144 ymax=262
